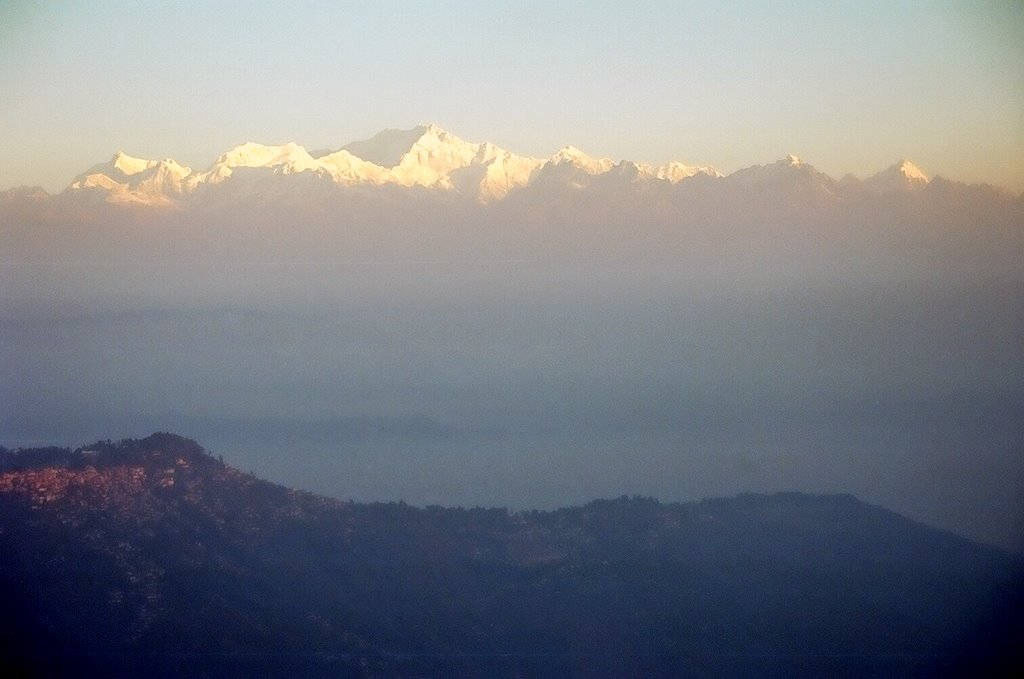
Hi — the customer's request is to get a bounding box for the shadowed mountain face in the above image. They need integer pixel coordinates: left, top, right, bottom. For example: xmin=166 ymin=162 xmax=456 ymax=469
xmin=1 ymin=434 xmax=1020 ymax=678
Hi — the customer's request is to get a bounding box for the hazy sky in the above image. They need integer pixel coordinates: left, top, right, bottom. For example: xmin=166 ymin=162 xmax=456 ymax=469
xmin=1 ymin=0 xmax=1022 ymax=192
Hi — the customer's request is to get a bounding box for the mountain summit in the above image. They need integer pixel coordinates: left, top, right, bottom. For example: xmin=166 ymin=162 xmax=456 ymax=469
xmin=70 ymin=152 xmax=192 ymax=205
xmin=52 ymin=124 xmax=719 ymax=205
xmin=864 ymin=159 xmax=930 ymax=192
xmin=32 ymin=126 xmax=958 ymax=207
xmin=340 ymin=123 xmax=480 ymax=172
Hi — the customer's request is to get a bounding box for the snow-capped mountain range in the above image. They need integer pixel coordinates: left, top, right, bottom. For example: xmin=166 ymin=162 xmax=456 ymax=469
xmin=53 ymin=124 xmax=938 ymax=207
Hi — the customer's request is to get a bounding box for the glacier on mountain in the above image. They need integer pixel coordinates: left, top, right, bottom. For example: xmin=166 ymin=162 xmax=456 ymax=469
xmin=45 ymin=124 xmax=952 ymax=207
xmin=863 ymin=160 xmax=930 ymax=192
xmin=70 ymin=152 xmax=193 ymax=205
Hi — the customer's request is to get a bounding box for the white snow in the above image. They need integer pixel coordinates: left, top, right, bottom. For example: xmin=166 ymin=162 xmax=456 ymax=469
xmin=863 ymin=159 xmax=930 ymax=192
xmin=652 ymin=162 xmax=721 ymax=182
xmin=895 ymin=159 xmax=929 ymax=183
xmin=111 ymin=152 xmax=158 ymax=176
xmin=60 ymin=126 xmax=940 ymax=206
xmin=192 ymin=142 xmax=323 ymax=186
xmin=547 ymin=146 xmax=615 ymax=175
xmin=69 ymin=153 xmax=193 ymax=206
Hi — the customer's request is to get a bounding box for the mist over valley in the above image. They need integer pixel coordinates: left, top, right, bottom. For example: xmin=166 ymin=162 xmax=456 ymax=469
xmin=3 ymin=126 xmax=1021 ymax=552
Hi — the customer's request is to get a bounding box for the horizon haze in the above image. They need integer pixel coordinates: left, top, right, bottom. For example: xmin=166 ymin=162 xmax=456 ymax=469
xmin=2 ymin=121 xmax=1022 ymax=553
xmin=2 ymin=4 xmax=1023 ymax=556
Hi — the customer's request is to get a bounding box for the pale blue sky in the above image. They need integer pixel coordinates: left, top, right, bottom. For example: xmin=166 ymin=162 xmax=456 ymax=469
xmin=2 ymin=0 xmax=1022 ymax=191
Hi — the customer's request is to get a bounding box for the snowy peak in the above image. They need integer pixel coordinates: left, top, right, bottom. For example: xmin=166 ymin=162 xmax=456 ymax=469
xmin=337 ymin=124 xmax=497 ymax=189
xmin=549 ymin=146 xmax=587 ymax=162
xmin=210 ymin=142 xmax=319 ymax=171
xmin=69 ymin=152 xmax=193 ymax=205
xmin=895 ymin=159 xmax=928 ymax=182
xmin=391 ymin=124 xmax=482 ymax=181
xmin=193 ymin=142 xmax=322 ymax=186
xmin=723 ymin=154 xmax=840 ymax=203
xmin=111 ymin=151 xmax=158 ymax=177
xmin=334 ymin=124 xmax=543 ymax=196
xmin=75 ymin=152 xmax=157 ymax=185
xmin=652 ymin=161 xmax=721 ymax=183
xmin=608 ymin=160 xmax=647 ymax=181
xmin=730 ymin=154 xmax=820 ymax=182
xmin=340 ymin=123 xmax=472 ymax=168
xmin=548 ymin=146 xmax=614 ymax=175
xmin=55 ymin=126 xmax=977 ymax=208
xmin=864 ymin=159 xmax=930 ymax=192
xmin=317 ymin=149 xmax=390 ymax=185
xmin=448 ymin=149 xmax=544 ymax=203
xmin=342 ymin=125 xmax=435 ymax=168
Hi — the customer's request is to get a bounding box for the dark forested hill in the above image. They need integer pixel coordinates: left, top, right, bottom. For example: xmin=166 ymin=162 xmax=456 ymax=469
xmin=1 ymin=433 xmax=1020 ymax=677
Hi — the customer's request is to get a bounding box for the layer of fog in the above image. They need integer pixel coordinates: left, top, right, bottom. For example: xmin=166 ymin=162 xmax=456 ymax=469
xmin=2 ymin=188 xmax=1021 ymax=550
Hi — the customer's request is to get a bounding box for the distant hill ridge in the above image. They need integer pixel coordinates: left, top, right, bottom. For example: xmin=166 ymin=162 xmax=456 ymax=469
xmin=1 ymin=432 xmax=1021 ymax=677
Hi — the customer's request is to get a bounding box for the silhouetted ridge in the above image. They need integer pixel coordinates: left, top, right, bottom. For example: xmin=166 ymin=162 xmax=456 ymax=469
xmin=1 ymin=432 xmax=218 ymax=473
xmin=1 ymin=433 xmax=1021 ymax=678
